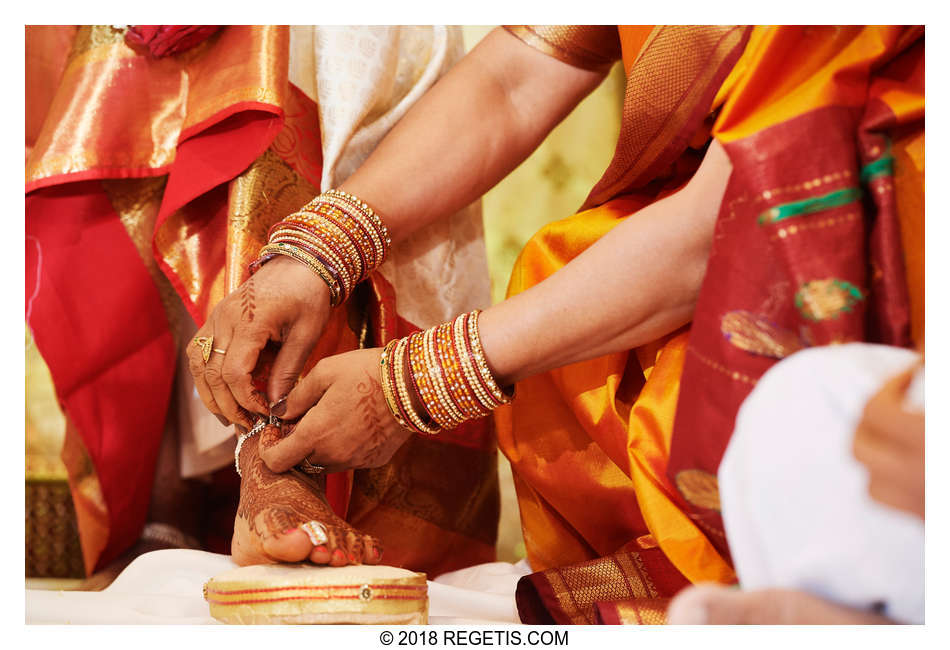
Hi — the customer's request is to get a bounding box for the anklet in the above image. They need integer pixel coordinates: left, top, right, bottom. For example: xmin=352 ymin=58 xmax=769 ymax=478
xmin=234 ymin=418 xmax=268 ymax=478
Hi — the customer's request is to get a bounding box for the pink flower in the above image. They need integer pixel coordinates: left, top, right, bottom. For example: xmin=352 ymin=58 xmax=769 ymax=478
xmin=125 ymin=25 xmax=222 ymax=58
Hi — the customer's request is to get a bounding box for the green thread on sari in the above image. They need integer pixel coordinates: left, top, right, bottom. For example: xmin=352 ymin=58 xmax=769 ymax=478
xmin=860 ymin=155 xmax=894 ymax=184
xmin=757 ymin=187 xmax=862 ymax=225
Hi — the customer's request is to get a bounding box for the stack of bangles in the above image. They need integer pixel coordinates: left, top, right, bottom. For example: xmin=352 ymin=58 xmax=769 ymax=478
xmin=380 ymin=310 xmax=513 ymax=435
xmin=249 ymin=189 xmax=391 ymax=305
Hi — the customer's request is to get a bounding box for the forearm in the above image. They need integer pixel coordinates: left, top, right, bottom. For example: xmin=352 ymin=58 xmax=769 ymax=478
xmin=338 ymin=28 xmax=607 ymax=242
xmin=479 ymin=140 xmax=733 ymax=385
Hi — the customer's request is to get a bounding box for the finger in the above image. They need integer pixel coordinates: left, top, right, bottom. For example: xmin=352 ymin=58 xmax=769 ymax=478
xmin=267 ymin=321 xmax=321 ymax=410
xmin=863 ymin=364 xmax=922 ymax=427
xmin=281 ymin=358 xmax=335 ymax=420
xmin=204 ymin=326 xmax=252 ymax=428
xmin=187 ymin=328 xmax=228 ymax=425
xmin=259 ymin=401 xmax=331 ymax=473
xmin=853 ymin=435 xmax=911 ymax=491
xmin=220 ymin=323 xmax=271 ymax=416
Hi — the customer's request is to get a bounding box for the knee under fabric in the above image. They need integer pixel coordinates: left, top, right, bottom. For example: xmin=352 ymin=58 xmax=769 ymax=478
xmin=204 ymin=564 xmax=428 ymax=624
xmin=719 ymin=343 xmax=924 ymax=624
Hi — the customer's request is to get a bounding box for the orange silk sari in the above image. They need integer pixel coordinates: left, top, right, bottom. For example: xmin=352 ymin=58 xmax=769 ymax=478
xmin=502 ymin=25 xmax=923 ymax=624
xmin=26 ymin=26 xmax=498 ymax=576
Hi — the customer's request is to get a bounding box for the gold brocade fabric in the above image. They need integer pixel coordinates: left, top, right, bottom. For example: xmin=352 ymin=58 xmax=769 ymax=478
xmin=503 ymin=26 xmax=621 ymax=71
xmin=26 ymin=25 xmax=286 ymax=190
xmin=505 ymin=26 xmax=750 ymax=211
xmin=603 ymin=599 xmax=669 ymax=625
xmin=584 ymin=26 xmax=749 ymax=208
xmin=518 ymin=551 xmax=673 ymax=625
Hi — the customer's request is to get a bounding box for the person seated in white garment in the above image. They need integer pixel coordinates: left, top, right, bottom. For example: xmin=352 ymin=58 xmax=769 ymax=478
xmin=668 ymin=342 xmax=924 ymax=624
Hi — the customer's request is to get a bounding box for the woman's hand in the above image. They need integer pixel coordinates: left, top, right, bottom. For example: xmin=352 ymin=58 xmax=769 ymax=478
xmin=187 ymin=256 xmax=333 ymax=428
xmin=258 ymin=348 xmax=413 ymax=473
xmin=852 ymin=363 xmax=925 ymax=519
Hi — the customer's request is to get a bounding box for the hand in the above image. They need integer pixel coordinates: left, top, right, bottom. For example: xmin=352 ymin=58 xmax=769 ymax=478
xmin=667 ymin=584 xmax=895 ymax=624
xmin=187 ymin=256 xmax=333 ymax=428
xmin=852 ymin=363 xmax=925 ymax=519
xmin=258 ymin=348 xmax=414 ymax=473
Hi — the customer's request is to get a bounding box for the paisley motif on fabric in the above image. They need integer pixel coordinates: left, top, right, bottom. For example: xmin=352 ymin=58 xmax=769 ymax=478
xmin=794 ymin=279 xmax=865 ymax=321
xmin=720 ymin=310 xmax=805 ymax=359
xmin=675 ymin=469 xmax=721 ymax=511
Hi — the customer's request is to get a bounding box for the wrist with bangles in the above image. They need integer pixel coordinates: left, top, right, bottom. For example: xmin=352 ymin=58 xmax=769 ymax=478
xmin=248 ymin=189 xmax=391 ymax=306
xmin=380 ymin=309 xmax=513 ymax=436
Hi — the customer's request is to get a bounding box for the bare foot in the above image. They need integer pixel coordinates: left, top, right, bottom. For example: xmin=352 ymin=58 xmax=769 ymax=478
xmin=667 ymin=584 xmax=895 ymax=624
xmin=231 ymin=432 xmax=382 ymax=567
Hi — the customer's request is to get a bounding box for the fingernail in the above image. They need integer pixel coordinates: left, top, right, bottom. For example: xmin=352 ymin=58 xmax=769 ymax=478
xmin=313 ymin=545 xmax=328 ymax=555
xmin=282 ymin=528 xmax=297 ymax=536
xmin=332 ymin=549 xmax=345 ymax=562
xmin=214 ymin=414 xmax=230 ymax=427
xmin=270 ymin=396 xmax=287 ymax=417
xmin=348 ymin=553 xmax=358 ymax=563
xmin=372 ymin=547 xmax=381 ymax=560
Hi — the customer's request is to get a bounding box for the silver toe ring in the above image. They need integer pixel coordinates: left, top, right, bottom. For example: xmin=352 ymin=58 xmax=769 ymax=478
xmin=299 ymin=520 xmax=329 ymax=546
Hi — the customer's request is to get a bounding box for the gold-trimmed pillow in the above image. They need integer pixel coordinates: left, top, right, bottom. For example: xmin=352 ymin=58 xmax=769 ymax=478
xmin=204 ymin=563 xmax=428 ymax=625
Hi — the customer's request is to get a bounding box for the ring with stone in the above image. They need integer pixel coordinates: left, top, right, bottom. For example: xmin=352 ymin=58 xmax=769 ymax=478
xmin=192 ymin=336 xmax=214 ymax=364
xmin=297 ymin=457 xmax=325 ymax=476
xmin=299 ymin=520 xmax=329 ymax=546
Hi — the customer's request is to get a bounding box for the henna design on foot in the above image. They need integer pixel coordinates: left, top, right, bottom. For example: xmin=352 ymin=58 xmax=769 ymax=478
xmin=231 ymin=434 xmax=381 ymax=567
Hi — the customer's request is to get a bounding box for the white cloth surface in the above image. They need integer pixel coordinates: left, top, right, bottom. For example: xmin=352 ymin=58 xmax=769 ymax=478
xmin=26 ymin=550 xmax=529 ymax=625
xmin=719 ymin=343 xmax=924 ymax=623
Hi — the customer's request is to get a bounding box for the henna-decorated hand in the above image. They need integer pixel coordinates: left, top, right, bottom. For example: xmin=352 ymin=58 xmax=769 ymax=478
xmin=258 ymin=348 xmax=413 ymax=473
xmin=187 ymin=256 xmax=332 ymax=429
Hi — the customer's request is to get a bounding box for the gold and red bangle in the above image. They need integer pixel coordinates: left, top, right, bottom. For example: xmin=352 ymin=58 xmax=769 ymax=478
xmin=257 ymin=243 xmax=341 ymax=305
xmin=391 ymin=337 xmax=439 ymax=435
xmin=269 ymin=229 xmax=352 ymax=281
xmin=423 ymin=327 xmax=467 ymax=426
xmin=380 ymin=341 xmax=411 ymax=432
xmin=272 ymin=221 xmax=362 ymax=287
xmin=466 ymin=310 xmax=512 ymax=406
xmin=307 ymin=206 xmax=370 ymax=277
xmin=268 ymin=233 xmax=354 ymax=297
xmin=289 ymin=202 xmax=369 ymax=274
xmin=436 ymin=322 xmax=486 ymax=419
xmin=407 ymin=331 xmax=454 ymax=429
xmin=453 ymin=312 xmax=495 ymax=411
xmin=326 ymin=188 xmax=391 ymax=253
xmin=379 ymin=311 xmax=512 ymax=436
xmin=317 ymin=194 xmax=386 ymax=268
xmin=251 ymin=190 xmax=391 ymax=306
xmin=306 ymin=194 xmax=384 ymax=268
